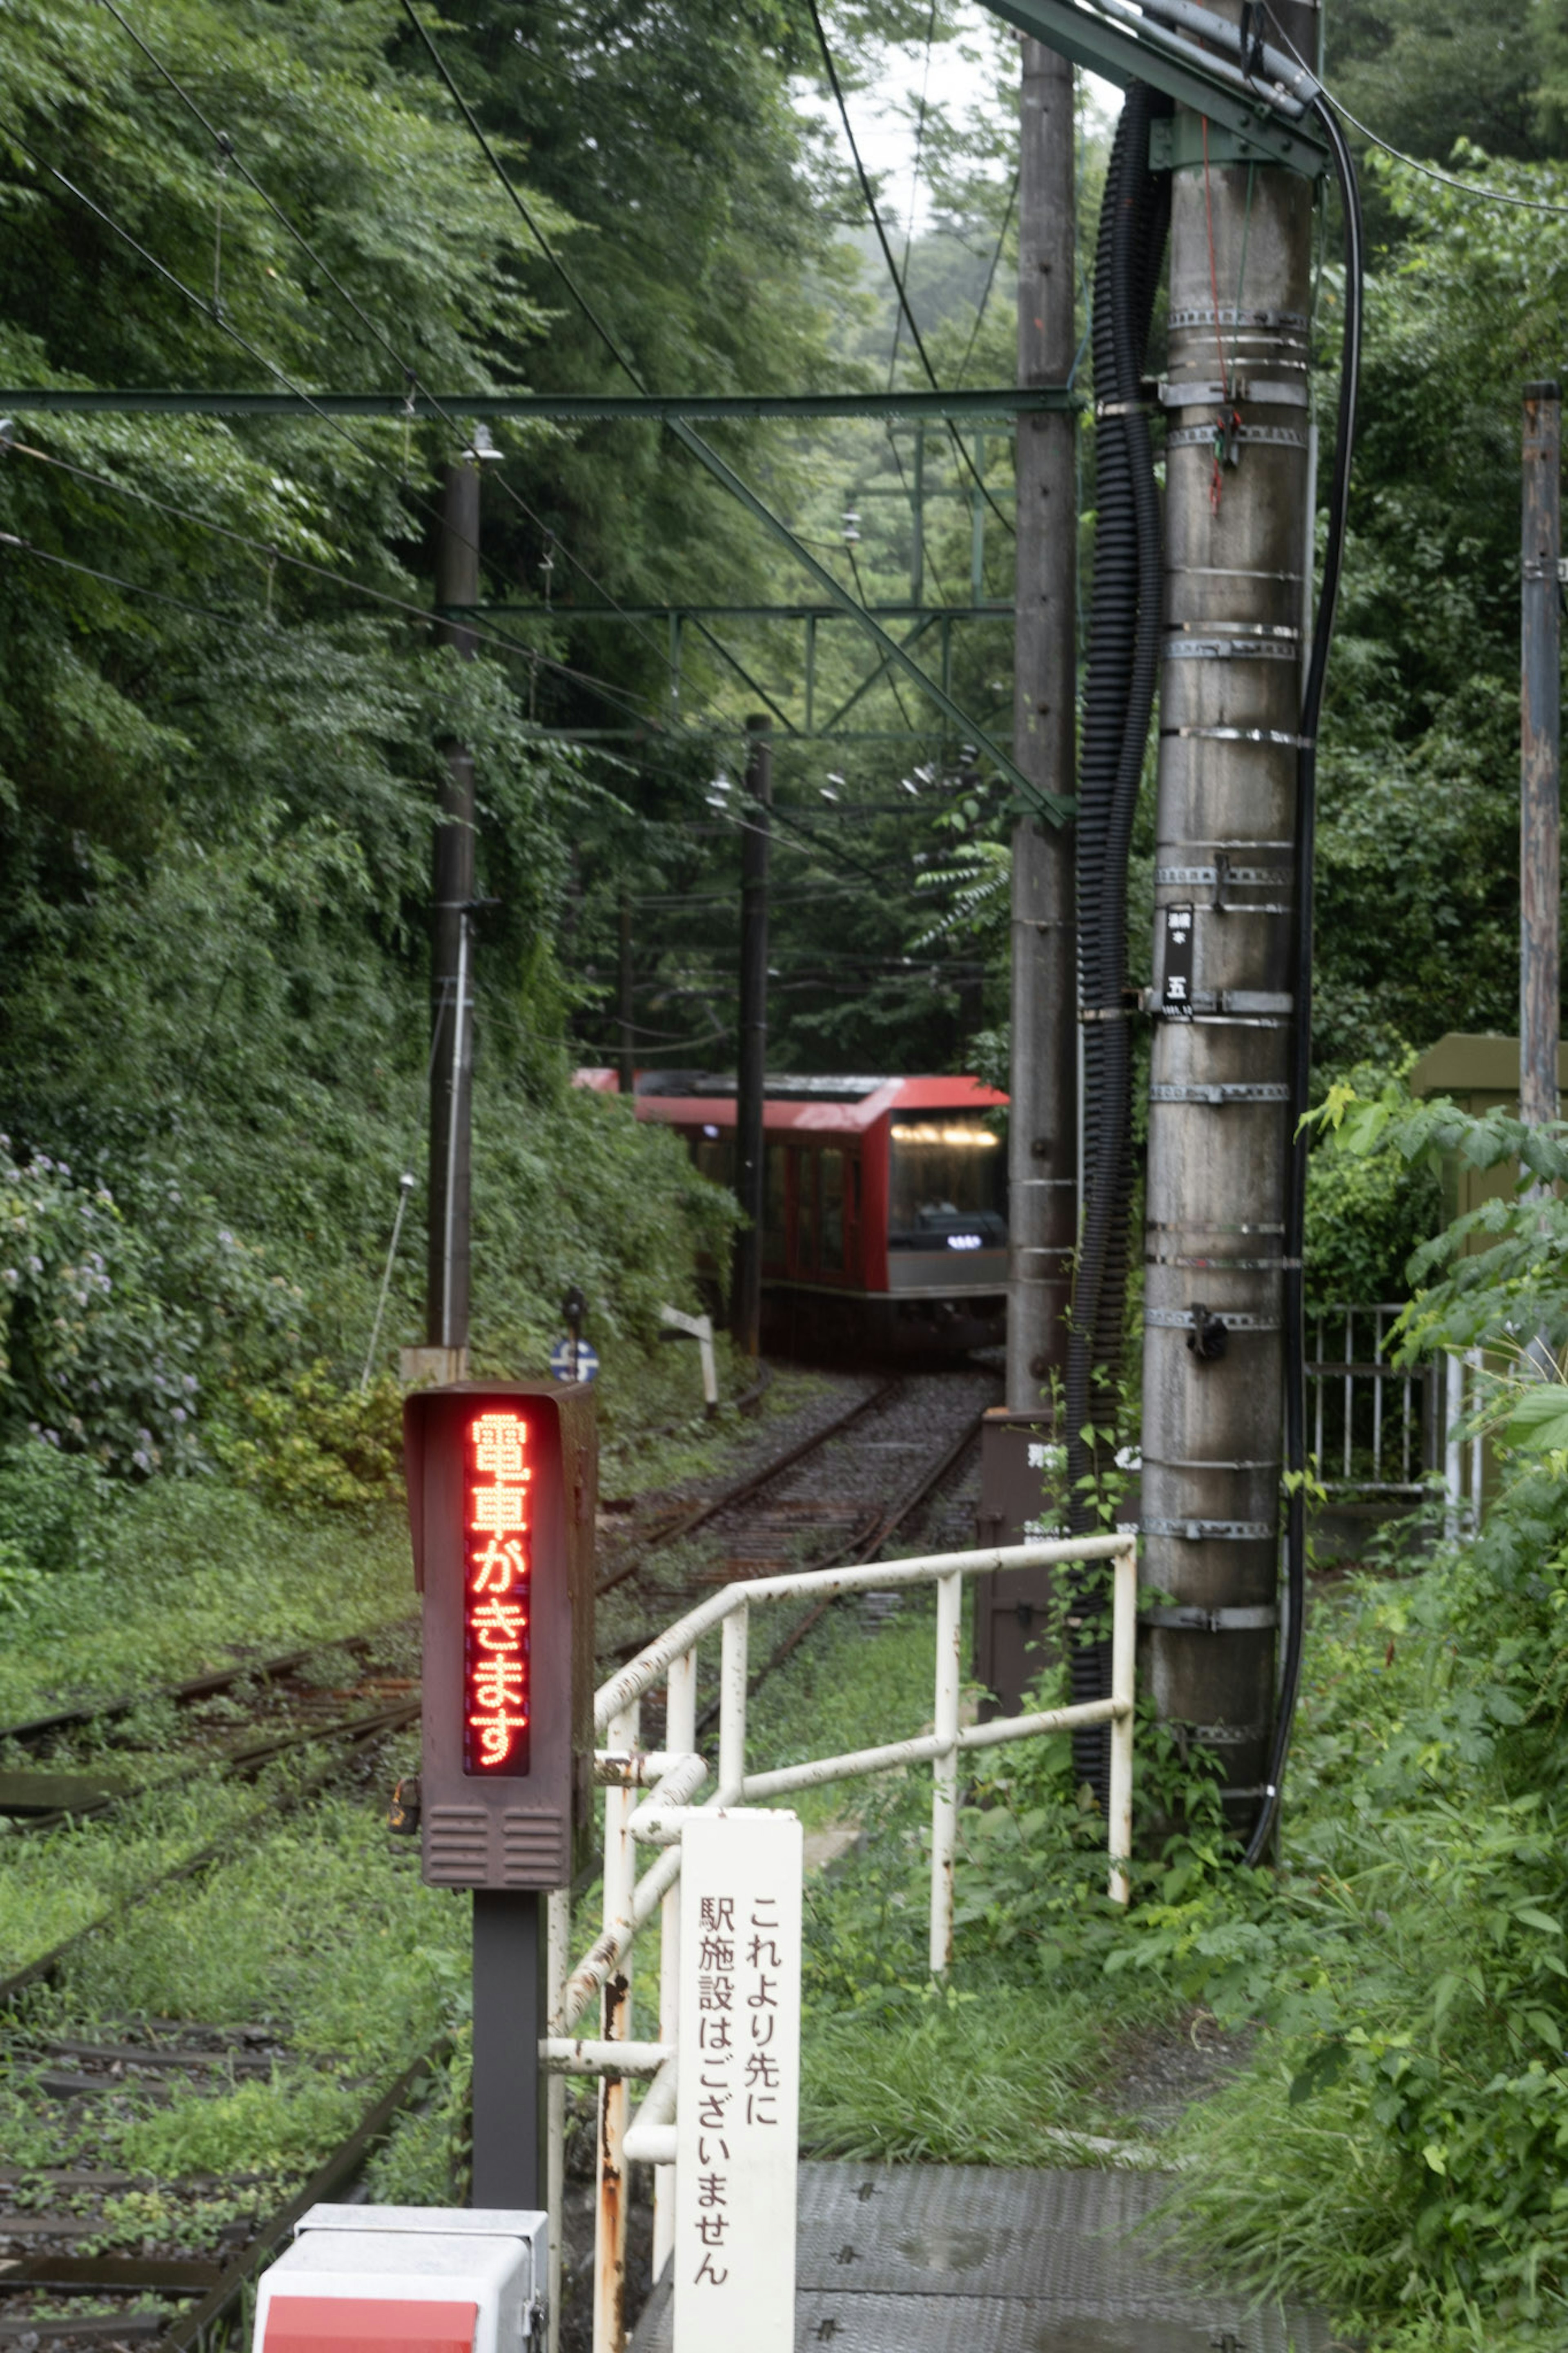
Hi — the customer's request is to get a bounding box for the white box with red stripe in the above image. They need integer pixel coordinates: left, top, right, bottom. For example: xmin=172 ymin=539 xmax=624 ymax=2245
xmin=254 ymin=2206 xmax=548 ymax=2353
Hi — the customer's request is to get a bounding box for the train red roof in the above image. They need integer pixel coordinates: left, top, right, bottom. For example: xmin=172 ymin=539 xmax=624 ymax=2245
xmin=625 ymin=1073 xmax=1007 ymax=1135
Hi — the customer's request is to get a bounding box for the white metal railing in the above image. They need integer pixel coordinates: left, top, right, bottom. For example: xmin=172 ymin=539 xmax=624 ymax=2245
xmin=540 ymin=1530 xmax=1138 ymax=2353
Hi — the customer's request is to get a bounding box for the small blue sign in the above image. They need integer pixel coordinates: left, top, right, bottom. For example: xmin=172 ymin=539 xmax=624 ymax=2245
xmin=550 ymin=1336 xmax=599 ymax=1384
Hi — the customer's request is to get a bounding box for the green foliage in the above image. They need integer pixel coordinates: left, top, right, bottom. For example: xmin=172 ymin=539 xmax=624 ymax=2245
xmin=0 ymin=1435 xmax=118 ymax=1589
xmin=117 ymin=2073 xmax=366 ymax=2183
xmin=212 ymin=1365 xmax=405 ymax=1513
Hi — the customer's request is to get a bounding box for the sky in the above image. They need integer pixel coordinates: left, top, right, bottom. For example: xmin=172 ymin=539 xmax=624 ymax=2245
xmin=796 ymin=5 xmax=1120 ymax=237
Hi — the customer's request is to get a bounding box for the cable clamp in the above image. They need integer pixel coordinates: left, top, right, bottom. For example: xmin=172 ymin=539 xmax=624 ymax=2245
xmin=1168 ymin=421 xmax=1308 ymax=452
xmin=1146 ymin=1308 xmax=1281 ymax=1332
xmin=1158 ymin=376 xmax=1309 ymax=409
xmin=1140 ymin=1518 xmax=1277 ymax=1542
xmin=1139 ymin=1603 xmax=1279 ymax=1632
xmin=1149 ymin=1082 xmax=1290 ymax=1106
xmin=1094 ymin=397 xmax=1154 ymax=419
xmin=1163 ymin=637 xmax=1301 ymax=663
xmin=1161 ymin=725 xmax=1315 ymax=748
xmin=1155 ymin=865 xmax=1293 ymax=887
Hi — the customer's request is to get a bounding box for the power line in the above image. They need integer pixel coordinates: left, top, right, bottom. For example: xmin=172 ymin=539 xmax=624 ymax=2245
xmin=957 ymin=168 xmax=1020 ymax=382
xmin=0 ymin=433 xmax=689 ymax=732
xmin=1259 ymin=8 xmax=1568 ymax=219
xmin=804 ymin=0 xmax=1014 ymax=540
xmin=93 ymin=0 xmax=726 ymax=715
xmin=0 ymin=531 xmax=243 ymax=624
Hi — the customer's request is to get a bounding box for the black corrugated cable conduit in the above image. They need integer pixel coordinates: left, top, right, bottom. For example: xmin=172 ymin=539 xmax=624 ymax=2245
xmin=1066 ymin=81 xmax=1172 ymax=1803
xmin=1242 ymin=89 xmax=1362 ymax=1867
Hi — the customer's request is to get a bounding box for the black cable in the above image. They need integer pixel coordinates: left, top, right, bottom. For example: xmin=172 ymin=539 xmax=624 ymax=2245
xmin=1065 ymin=82 xmax=1172 ymax=1805
xmin=2 ymin=433 xmax=684 ymax=732
xmin=1242 ymin=92 xmax=1362 ymax=1870
xmin=956 ymin=169 xmax=1021 ymax=384
xmin=804 ymin=0 xmax=1015 ymax=540
xmin=96 ymin=0 xmax=738 ymax=726
xmin=0 ymin=531 xmax=242 ymax=624
xmin=887 ymin=0 xmax=938 ymax=394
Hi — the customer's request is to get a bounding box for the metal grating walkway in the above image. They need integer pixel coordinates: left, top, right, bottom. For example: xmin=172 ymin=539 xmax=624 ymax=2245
xmin=629 ymin=2161 xmax=1345 ymax=2351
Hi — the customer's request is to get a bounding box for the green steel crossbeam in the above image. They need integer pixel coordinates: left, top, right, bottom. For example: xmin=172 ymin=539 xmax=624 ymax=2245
xmin=0 ymin=386 xmax=1074 ymax=421
xmin=457 ymin=602 xmax=1014 ymax=621
xmin=978 ymin=0 xmax=1327 ymax=174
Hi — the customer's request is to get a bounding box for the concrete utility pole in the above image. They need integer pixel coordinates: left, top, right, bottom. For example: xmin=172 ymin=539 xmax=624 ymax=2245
xmin=973 ymin=38 xmax=1078 ymax=1712
xmin=1140 ymin=43 xmax=1319 ymax=1832
xmin=1521 ymin=380 xmax=1561 ymax=1135
xmin=732 ymin=717 xmax=772 ymax=1358
xmin=1007 ymin=36 xmax=1078 ymax=1411
xmin=426 ymin=454 xmax=479 ymax=1368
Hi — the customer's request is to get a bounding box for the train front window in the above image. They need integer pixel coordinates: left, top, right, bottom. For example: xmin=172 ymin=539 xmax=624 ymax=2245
xmin=887 ymin=1120 xmax=1005 ymax=1250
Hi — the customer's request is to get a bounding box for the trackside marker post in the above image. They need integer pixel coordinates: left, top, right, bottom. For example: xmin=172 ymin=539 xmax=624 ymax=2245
xmin=674 ymin=1811 xmax=802 ymax=2353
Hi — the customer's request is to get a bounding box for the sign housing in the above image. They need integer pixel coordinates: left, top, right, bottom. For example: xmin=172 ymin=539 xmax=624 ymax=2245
xmin=404 ymin=1382 xmax=596 ymax=1891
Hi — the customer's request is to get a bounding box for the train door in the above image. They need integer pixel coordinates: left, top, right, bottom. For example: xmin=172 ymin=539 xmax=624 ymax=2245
xmin=819 ymin=1149 xmax=846 ymax=1278
xmin=762 ymin=1142 xmax=788 ymax=1271
xmin=789 ymin=1144 xmax=815 ymax=1276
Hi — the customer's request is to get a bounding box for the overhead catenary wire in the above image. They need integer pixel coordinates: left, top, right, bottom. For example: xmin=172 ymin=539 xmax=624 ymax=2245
xmin=0 ymin=431 xmax=715 ymax=733
xmin=804 ymin=0 xmax=1015 ymax=539
xmin=87 ymin=0 xmax=773 ymax=756
xmin=0 ymin=530 xmax=244 ymax=625
xmin=956 ymin=167 xmax=1021 ymax=384
xmin=96 ymin=0 xmax=759 ymax=733
xmin=399 ymin=0 xmax=1043 ymax=805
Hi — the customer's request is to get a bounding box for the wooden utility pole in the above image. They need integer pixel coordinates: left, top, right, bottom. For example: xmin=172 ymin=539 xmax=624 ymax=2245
xmin=1007 ymin=36 xmax=1078 ymax=1411
xmin=1140 ymin=25 xmax=1319 ymax=1831
xmin=1521 ymin=380 xmax=1561 ymax=1133
xmin=732 ymin=717 xmax=772 ymax=1357
xmin=973 ymin=38 xmax=1078 ymax=1713
xmin=426 ymin=455 xmax=479 ymax=1366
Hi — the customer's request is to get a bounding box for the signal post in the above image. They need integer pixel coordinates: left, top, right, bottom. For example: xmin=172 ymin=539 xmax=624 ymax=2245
xmin=402 ymin=1382 xmax=597 ymax=2207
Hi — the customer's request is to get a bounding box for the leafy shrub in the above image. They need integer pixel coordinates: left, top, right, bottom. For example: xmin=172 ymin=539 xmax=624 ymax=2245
xmin=0 ymin=1137 xmax=202 ymax=1472
xmin=0 ymin=1434 xmax=118 ymax=1577
xmin=116 ymin=2073 xmax=366 ymax=2181
xmin=210 ymin=1365 xmax=405 ymax=1514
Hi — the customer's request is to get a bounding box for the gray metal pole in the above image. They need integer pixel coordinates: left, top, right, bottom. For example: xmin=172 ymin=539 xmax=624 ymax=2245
xmin=617 ymin=890 xmax=635 ymax=1097
xmin=427 ymin=457 xmax=479 ymax=1356
xmin=1007 ymin=37 xmax=1078 ymax=1412
xmin=1521 ymin=381 xmax=1561 ymax=1134
xmin=1140 ymin=49 xmax=1318 ymax=1831
xmin=732 ymin=717 xmax=771 ymax=1356
xmin=471 ymin=1889 xmax=544 ymax=2208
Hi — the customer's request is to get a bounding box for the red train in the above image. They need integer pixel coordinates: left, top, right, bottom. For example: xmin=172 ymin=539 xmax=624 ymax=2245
xmin=578 ymin=1070 xmax=1009 ymax=1354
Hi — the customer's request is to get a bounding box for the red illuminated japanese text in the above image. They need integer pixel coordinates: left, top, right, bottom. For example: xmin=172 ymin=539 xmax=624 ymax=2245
xmin=464 ymin=1410 xmax=531 ymax=1775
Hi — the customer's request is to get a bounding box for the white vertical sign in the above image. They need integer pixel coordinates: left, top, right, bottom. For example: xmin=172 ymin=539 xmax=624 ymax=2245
xmin=673 ymin=1810 xmax=802 ymax=2353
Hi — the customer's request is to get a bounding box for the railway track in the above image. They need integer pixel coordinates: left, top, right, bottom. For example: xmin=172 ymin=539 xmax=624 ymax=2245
xmin=0 ymin=1364 xmax=995 ymax=2353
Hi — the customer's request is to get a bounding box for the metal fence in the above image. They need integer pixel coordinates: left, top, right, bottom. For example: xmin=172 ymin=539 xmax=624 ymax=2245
xmin=1305 ymin=1304 xmax=1483 ymax=1532
xmin=541 ymin=1529 xmax=1139 ymax=2353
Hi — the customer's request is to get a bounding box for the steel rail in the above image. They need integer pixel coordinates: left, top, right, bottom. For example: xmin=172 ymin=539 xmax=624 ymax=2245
xmin=0 ymin=1706 xmax=419 ymax=2009
xmin=0 ymin=1621 xmax=415 ymax=1755
xmin=150 ymin=2037 xmax=454 ymax=2353
xmin=594 ymin=1377 xmax=902 ymax=1597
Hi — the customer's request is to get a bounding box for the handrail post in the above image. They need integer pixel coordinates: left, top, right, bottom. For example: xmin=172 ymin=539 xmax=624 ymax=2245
xmin=653 ymin=1651 xmax=696 ymax=2282
xmin=594 ymin=1701 xmax=639 ymax=2353
xmin=719 ymin=1605 xmax=748 ymax=1801
xmin=546 ymin=1885 xmax=570 ymax=2353
xmin=1107 ymin=1541 xmax=1136 ymax=1905
xmin=929 ymin=1569 xmax=962 ymax=1971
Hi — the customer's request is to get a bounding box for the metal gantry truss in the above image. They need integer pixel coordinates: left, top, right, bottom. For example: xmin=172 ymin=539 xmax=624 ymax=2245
xmin=0 ymin=0 xmax=1327 ymax=812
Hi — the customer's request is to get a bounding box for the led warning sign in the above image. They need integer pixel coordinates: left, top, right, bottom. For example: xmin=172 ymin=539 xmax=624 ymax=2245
xmin=464 ymin=1410 xmax=532 ymax=1777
